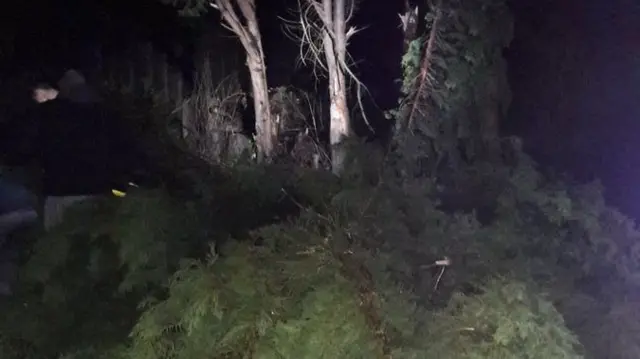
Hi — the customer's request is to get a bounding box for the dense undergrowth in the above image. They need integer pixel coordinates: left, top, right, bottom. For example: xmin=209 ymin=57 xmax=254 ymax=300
xmin=1 ymin=0 xmax=635 ymax=355
xmin=2 ymin=135 xmax=640 ymax=358
xmin=0 ymin=91 xmax=638 ymax=359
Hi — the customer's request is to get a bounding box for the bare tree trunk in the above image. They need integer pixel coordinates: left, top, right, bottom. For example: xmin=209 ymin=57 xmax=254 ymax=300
xmin=320 ymin=0 xmax=350 ymax=175
xmin=247 ymin=55 xmax=275 ymax=162
xmin=215 ymin=0 xmax=275 ymax=161
xmin=285 ymin=0 xmax=364 ymax=174
xmin=404 ymin=6 xmax=441 ymax=132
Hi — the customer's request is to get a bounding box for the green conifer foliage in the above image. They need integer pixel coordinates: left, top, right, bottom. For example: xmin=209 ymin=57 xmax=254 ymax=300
xmin=109 ymin=226 xmax=386 ymax=359
xmin=423 ymin=278 xmax=583 ymax=359
xmin=3 ymin=1 xmax=640 ymax=357
xmin=390 ymin=0 xmax=513 ymax=174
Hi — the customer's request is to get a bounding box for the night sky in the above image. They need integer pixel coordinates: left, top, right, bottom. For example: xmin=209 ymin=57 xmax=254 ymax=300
xmin=506 ymin=0 xmax=640 ymax=215
xmin=2 ymin=0 xmax=640 ymax=215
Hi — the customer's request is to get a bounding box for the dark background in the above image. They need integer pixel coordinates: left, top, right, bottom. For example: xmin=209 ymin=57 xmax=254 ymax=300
xmin=1 ymin=0 xmax=639 ymax=215
xmin=506 ymin=0 xmax=640 ymax=216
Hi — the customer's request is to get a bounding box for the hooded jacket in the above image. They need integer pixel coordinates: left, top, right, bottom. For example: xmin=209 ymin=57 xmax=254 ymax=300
xmin=34 ymin=98 xmax=136 ymax=196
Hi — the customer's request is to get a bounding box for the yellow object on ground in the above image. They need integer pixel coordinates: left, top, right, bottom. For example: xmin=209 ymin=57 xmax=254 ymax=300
xmin=111 ymin=189 xmax=126 ymax=197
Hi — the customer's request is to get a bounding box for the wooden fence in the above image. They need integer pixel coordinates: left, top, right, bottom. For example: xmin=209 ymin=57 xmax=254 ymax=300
xmin=93 ymin=41 xmax=251 ymax=164
xmin=95 ymin=43 xmax=189 ymax=123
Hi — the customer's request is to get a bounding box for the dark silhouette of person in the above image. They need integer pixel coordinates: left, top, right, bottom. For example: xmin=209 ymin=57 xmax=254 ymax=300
xmin=35 ymin=96 xmax=129 ymax=196
xmin=27 ymin=71 xmax=145 ymax=228
xmin=32 ymin=69 xmax=101 ymax=105
xmin=31 ymin=72 xmax=135 ymax=194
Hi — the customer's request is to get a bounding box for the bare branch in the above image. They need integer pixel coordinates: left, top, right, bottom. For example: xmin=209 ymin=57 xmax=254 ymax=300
xmin=282 ymin=0 xmax=375 ymax=134
xmin=280 ymin=0 xmax=330 ymax=80
xmin=406 ymin=4 xmax=443 ymax=132
xmin=214 ymin=0 xmax=252 ymax=51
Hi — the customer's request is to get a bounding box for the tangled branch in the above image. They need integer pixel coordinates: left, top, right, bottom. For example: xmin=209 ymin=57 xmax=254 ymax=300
xmin=403 ymin=2 xmax=444 ymax=134
xmin=176 ymin=57 xmax=246 ymax=162
xmin=281 ymin=0 xmax=329 ymax=79
xmin=209 ymin=0 xmax=258 ymax=56
xmin=280 ymin=0 xmax=375 ymax=132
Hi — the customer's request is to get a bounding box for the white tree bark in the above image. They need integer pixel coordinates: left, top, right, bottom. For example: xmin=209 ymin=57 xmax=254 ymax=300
xmin=317 ymin=0 xmax=351 ymax=175
xmin=214 ymin=0 xmax=275 ymax=161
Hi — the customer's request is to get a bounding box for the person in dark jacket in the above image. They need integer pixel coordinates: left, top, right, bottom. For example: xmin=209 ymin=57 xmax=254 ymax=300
xmin=56 ymin=69 xmax=102 ymax=104
xmin=32 ymin=69 xmax=101 ymax=105
xmin=35 ymin=97 xmax=130 ymax=196
xmin=28 ymin=79 xmax=142 ymax=228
